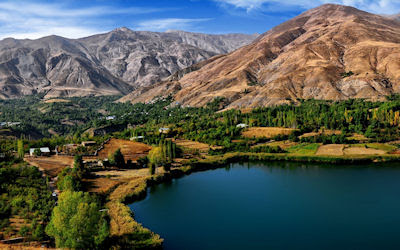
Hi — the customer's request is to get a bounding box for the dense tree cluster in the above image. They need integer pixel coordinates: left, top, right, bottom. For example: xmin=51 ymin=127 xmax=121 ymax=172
xmin=0 ymin=164 xmax=54 ymax=241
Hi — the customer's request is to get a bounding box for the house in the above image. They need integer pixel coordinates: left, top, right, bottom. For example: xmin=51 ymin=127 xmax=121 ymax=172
xmin=131 ymin=136 xmax=144 ymax=140
xmin=0 ymin=122 xmax=21 ymax=128
xmin=106 ymin=116 xmax=116 ymax=120
xmin=29 ymin=147 xmax=51 ymax=156
xmin=159 ymin=128 xmax=170 ymax=134
xmin=81 ymin=141 xmax=96 ymax=147
xmin=236 ymin=123 xmax=249 ymax=128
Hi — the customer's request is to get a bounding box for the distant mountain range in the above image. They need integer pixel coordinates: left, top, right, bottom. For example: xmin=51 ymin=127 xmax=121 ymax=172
xmin=0 ymin=28 xmax=257 ymax=99
xmin=125 ymin=4 xmax=400 ymax=108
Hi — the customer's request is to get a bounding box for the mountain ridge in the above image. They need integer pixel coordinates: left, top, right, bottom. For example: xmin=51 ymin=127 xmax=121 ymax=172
xmin=0 ymin=28 xmax=257 ymax=99
xmin=124 ymin=4 xmax=400 ymax=108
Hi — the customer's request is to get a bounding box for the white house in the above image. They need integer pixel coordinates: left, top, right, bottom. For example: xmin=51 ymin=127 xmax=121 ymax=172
xmin=29 ymin=147 xmax=51 ymax=156
xmin=131 ymin=136 xmax=145 ymax=140
xmin=159 ymin=128 xmax=170 ymax=134
xmin=236 ymin=123 xmax=249 ymax=128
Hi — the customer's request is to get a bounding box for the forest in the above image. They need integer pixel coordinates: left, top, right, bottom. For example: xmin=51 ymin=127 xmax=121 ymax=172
xmin=3 ymin=94 xmax=400 ymax=248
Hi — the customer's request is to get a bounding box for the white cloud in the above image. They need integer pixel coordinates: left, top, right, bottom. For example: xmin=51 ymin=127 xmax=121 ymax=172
xmin=0 ymin=1 xmax=168 ymax=40
xmin=214 ymin=0 xmax=400 ymax=14
xmin=135 ymin=18 xmax=213 ymax=31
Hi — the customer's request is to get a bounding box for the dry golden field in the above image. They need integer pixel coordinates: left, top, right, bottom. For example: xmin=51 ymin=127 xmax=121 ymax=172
xmin=97 ymin=138 xmax=152 ymax=162
xmin=256 ymin=140 xmax=299 ymax=150
xmin=343 ymin=147 xmax=385 ymax=155
xmin=43 ymin=99 xmax=71 ymax=103
xmin=316 ymin=144 xmax=345 ymax=156
xmin=25 ymin=155 xmax=74 ymax=177
xmin=173 ymin=139 xmax=210 ymax=152
xmin=242 ymin=127 xmax=297 ymax=138
xmin=299 ymin=129 xmax=342 ymax=138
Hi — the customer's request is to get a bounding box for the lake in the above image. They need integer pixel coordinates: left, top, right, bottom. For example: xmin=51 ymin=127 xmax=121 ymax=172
xmin=129 ymin=161 xmax=400 ymax=249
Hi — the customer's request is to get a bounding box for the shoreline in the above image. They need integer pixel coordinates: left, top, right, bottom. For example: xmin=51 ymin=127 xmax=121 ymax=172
xmin=107 ymin=152 xmax=400 ymax=248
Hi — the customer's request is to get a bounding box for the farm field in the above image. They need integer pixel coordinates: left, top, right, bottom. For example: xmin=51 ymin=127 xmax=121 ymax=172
xmin=300 ymin=129 xmax=341 ymax=138
xmin=287 ymin=143 xmax=320 ymax=155
xmin=97 ymin=138 xmax=152 ymax=162
xmin=242 ymin=127 xmax=297 ymax=138
xmin=316 ymin=144 xmax=345 ymax=156
xmin=25 ymin=155 xmax=74 ymax=177
xmin=88 ymin=167 xmax=166 ymax=194
xmin=174 ymin=139 xmax=211 ymax=152
xmin=83 ymin=176 xmax=121 ymax=194
xmin=258 ymin=140 xmax=299 ymax=150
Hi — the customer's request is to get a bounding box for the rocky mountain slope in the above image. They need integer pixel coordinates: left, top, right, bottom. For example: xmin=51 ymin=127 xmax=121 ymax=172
xmin=124 ymin=4 xmax=400 ymax=108
xmin=0 ymin=28 xmax=257 ymax=99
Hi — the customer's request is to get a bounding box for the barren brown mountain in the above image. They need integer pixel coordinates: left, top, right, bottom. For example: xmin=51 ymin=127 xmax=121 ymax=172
xmin=0 ymin=29 xmax=257 ymax=99
xmin=123 ymin=4 xmax=400 ymax=108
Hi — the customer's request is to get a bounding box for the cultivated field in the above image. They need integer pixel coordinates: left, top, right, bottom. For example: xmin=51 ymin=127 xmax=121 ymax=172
xmin=83 ymin=177 xmax=121 ymax=194
xmin=242 ymin=127 xmax=296 ymax=138
xmin=287 ymin=143 xmax=320 ymax=155
xmin=88 ymin=167 xmax=166 ymax=194
xmin=300 ymin=129 xmax=341 ymax=138
xmin=315 ymin=143 xmax=393 ymax=156
xmin=258 ymin=140 xmax=299 ymax=150
xmin=97 ymin=138 xmax=152 ymax=162
xmin=316 ymin=144 xmax=345 ymax=156
xmin=174 ymin=139 xmax=211 ymax=152
xmin=343 ymin=147 xmax=385 ymax=155
xmin=25 ymin=155 xmax=74 ymax=177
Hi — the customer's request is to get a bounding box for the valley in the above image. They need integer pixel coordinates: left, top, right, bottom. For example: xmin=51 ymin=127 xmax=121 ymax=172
xmin=2 ymin=2 xmax=400 ymax=249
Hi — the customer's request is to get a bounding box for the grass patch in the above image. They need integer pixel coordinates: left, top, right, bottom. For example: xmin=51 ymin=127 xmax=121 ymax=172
xmin=287 ymin=143 xmax=320 ymax=155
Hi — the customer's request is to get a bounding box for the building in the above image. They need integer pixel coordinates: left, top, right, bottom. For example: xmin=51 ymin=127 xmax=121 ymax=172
xmin=159 ymin=128 xmax=170 ymax=134
xmin=236 ymin=123 xmax=249 ymax=128
xmin=29 ymin=147 xmax=51 ymax=156
xmin=106 ymin=116 xmax=116 ymax=120
xmin=81 ymin=141 xmax=96 ymax=147
xmin=131 ymin=136 xmax=145 ymax=140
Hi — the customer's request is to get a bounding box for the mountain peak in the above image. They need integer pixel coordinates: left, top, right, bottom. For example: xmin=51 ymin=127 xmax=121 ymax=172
xmin=125 ymin=5 xmax=400 ymax=108
xmin=112 ymin=27 xmax=132 ymax=33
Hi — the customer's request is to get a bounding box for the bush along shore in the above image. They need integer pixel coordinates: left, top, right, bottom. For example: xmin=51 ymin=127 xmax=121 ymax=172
xmin=108 ymin=151 xmax=400 ymax=248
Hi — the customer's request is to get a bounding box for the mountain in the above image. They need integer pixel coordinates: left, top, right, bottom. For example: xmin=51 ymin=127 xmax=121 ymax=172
xmin=388 ymin=14 xmax=400 ymax=21
xmin=124 ymin=4 xmax=400 ymax=108
xmin=0 ymin=28 xmax=257 ymax=99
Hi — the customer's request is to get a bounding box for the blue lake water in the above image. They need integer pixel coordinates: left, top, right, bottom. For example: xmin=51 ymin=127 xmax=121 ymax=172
xmin=129 ymin=161 xmax=400 ymax=249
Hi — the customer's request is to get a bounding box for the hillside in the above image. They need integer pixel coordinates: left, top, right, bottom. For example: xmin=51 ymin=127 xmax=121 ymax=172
xmin=124 ymin=4 xmax=400 ymax=108
xmin=0 ymin=28 xmax=257 ymax=99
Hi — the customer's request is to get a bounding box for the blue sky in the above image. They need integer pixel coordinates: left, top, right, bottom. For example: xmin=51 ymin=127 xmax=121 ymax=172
xmin=0 ymin=0 xmax=399 ymax=39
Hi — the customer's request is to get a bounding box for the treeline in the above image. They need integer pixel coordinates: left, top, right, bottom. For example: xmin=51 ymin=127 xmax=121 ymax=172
xmin=0 ymin=163 xmax=54 ymax=241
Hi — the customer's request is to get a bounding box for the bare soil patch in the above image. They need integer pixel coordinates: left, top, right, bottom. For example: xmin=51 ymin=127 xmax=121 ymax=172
xmin=97 ymin=138 xmax=152 ymax=162
xmin=255 ymin=140 xmax=298 ymax=150
xmin=84 ymin=177 xmax=121 ymax=194
xmin=25 ymin=155 xmax=74 ymax=177
xmin=173 ymin=139 xmax=210 ymax=152
xmin=316 ymin=144 xmax=345 ymax=156
xmin=344 ymin=146 xmax=385 ymax=155
xmin=242 ymin=127 xmax=296 ymax=138
xmin=300 ymin=129 xmax=341 ymax=138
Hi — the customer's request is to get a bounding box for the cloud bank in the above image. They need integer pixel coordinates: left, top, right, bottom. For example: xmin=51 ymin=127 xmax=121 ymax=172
xmin=0 ymin=1 xmax=166 ymax=39
xmin=214 ymin=0 xmax=400 ymax=14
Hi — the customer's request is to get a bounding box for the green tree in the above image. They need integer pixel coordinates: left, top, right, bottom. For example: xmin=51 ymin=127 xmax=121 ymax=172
xmin=148 ymin=146 xmax=164 ymax=167
xmin=113 ymin=148 xmax=125 ymax=167
xmin=33 ymin=148 xmax=41 ymax=157
xmin=17 ymin=139 xmax=24 ymax=159
xmin=46 ymin=191 xmax=108 ymax=249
